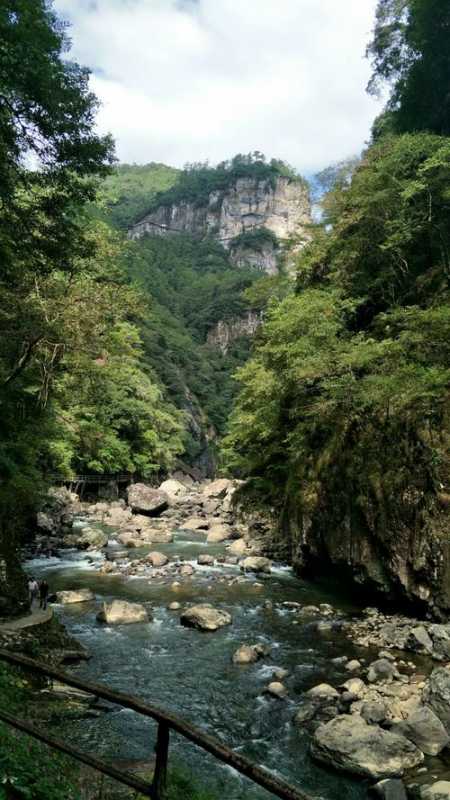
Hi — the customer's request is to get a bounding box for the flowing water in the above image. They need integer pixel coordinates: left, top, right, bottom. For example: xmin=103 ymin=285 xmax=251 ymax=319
xmin=27 ymin=527 xmax=374 ymax=799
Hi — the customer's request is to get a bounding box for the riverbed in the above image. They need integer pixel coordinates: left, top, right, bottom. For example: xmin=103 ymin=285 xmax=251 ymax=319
xmin=27 ymin=528 xmax=375 ymax=799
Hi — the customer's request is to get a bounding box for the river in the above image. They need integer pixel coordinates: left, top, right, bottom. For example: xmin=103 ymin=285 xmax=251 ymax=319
xmin=27 ymin=526 xmax=374 ymax=800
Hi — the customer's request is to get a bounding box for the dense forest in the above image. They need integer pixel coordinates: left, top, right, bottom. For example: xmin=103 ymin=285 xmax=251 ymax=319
xmin=0 ymin=1 xmax=293 ymax=611
xmin=224 ymin=0 xmax=450 ymax=607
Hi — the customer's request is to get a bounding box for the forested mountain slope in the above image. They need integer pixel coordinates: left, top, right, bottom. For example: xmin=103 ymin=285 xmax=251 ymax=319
xmin=224 ymin=0 xmax=450 ymax=616
xmin=94 ymin=158 xmax=310 ymax=472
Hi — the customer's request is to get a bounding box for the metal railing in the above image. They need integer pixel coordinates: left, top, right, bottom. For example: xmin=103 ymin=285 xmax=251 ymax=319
xmin=0 ymin=648 xmax=312 ymax=800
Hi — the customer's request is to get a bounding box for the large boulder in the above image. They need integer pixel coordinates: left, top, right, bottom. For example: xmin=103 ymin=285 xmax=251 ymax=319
xmin=367 ymin=658 xmax=397 ymax=684
xmin=147 ymin=552 xmax=169 ymax=568
xmin=76 ymin=527 xmax=108 ymax=550
xmin=197 ymin=554 xmax=215 ymax=566
xmin=392 ymin=706 xmax=449 ymax=756
xmin=423 ymin=668 xmax=450 ymax=732
xmin=127 ymin=484 xmax=169 ymax=516
xmin=228 ymin=538 xmax=247 ymax=557
xmin=56 ymin=589 xmax=95 ymax=604
xmin=202 ymin=479 xmax=233 ymax=499
xmin=97 ymin=600 xmax=150 ymax=625
xmin=206 ymin=524 xmax=231 ymax=543
xmin=421 ymin=783 xmax=450 ymax=800
xmin=103 ymin=506 xmax=132 ymax=528
xmin=159 ymin=479 xmax=187 ymax=501
xmin=144 ymin=530 xmax=174 ymax=544
xmin=306 ymin=684 xmax=339 ymax=701
xmin=429 ymin=625 xmax=450 ymax=660
xmin=182 ymin=517 xmax=209 ymax=531
xmin=232 ymin=644 xmax=266 ymax=665
xmin=407 ymin=626 xmax=434 ymax=655
xmin=117 ymin=532 xmax=139 ymax=547
xmin=180 ymin=604 xmax=232 ymax=632
xmin=371 ymin=779 xmax=408 ymax=800
xmin=311 ymin=715 xmax=423 ymax=779
xmin=240 ymin=556 xmax=272 ymax=574
xmin=124 ymin=514 xmax=153 ymax=533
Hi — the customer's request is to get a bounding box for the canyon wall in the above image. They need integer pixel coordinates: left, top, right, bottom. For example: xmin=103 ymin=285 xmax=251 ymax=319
xmin=129 ymin=175 xmax=311 ymax=274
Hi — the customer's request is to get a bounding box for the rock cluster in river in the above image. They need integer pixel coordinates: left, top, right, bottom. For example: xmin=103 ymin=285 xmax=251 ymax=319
xmin=292 ymin=641 xmax=450 ymax=795
xmin=349 ymin=607 xmax=450 ymax=662
xmin=34 ymin=477 xmax=270 ymax=587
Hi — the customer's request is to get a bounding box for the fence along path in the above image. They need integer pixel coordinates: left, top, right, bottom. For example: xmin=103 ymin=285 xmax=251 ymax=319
xmin=0 ymin=648 xmax=313 ymax=800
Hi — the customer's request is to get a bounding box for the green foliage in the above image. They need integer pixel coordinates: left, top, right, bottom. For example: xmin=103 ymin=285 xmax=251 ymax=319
xmin=142 ymin=152 xmax=302 ymax=215
xmin=97 ymin=162 xmax=179 ymax=229
xmin=230 ymin=226 xmax=279 ymax=253
xmin=49 ymin=320 xmax=185 ymax=478
xmin=123 ymin=233 xmax=258 ymax=435
xmin=224 ymin=131 xmax=450 ymax=541
xmin=368 ymin=0 xmax=450 ymax=135
xmin=0 ymin=665 xmax=80 ymax=800
xmin=301 ymin=134 xmax=450 ymax=311
xmin=0 ymin=3 xmax=183 ymax=613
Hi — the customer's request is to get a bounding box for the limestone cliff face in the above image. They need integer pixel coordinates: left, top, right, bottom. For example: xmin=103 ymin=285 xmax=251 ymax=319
xmin=206 ymin=311 xmax=263 ymax=355
xmin=129 ymin=176 xmax=311 ymax=274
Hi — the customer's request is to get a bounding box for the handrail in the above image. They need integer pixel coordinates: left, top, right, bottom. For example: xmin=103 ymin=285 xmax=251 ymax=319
xmin=0 ymin=648 xmax=311 ymax=800
xmin=47 ymin=474 xmax=133 ymax=484
xmin=0 ymin=709 xmax=153 ymax=797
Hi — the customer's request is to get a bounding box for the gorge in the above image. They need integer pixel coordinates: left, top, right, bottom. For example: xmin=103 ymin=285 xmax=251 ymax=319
xmin=1 ymin=1 xmax=450 ymax=799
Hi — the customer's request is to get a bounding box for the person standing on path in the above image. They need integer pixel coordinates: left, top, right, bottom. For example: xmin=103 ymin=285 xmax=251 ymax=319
xmin=28 ymin=577 xmax=39 ymax=608
xmin=39 ymin=579 xmax=49 ymax=610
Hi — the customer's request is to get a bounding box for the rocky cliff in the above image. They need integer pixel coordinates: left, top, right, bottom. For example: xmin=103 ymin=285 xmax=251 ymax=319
xmin=206 ymin=311 xmax=263 ymax=355
xmin=129 ymin=176 xmax=311 ymax=274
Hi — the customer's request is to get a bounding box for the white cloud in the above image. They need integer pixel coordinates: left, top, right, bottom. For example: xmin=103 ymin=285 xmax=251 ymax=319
xmin=53 ymin=0 xmax=384 ymax=174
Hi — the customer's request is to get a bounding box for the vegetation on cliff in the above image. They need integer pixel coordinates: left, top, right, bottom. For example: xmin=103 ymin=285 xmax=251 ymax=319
xmin=92 ymin=159 xmax=295 ymax=465
xmin=224 ymin=0 xmax=450 ymax=603
xmin=139 ymin=152 xmax=302 ymax=216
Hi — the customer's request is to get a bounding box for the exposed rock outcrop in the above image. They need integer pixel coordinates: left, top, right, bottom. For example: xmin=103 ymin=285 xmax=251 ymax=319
xmin=129 ymin=176 xmax=311 ymax=274
xmin=206 ymin=311 xmax=263 ymax=355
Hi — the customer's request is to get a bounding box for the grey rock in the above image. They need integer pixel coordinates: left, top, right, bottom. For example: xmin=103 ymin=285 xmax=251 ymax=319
xmin=240 ymin=556 xmax=272 ymax=574
xmin=429 ymin=625 xmax=450 ymax=660
xmin=180 ymin=604 xmax=232 ymax=632
xmin=306 ymin=684 xmax=340 ymax=701
xmin=407 ymin=626 xmax=434 ymax=655
xmin=97 ymin=600 xmax=150 ymax=625
xmin=421 ymin=782 xmax=450 ymax=800
xmin=197 ymin=554 xmax=215 ymax=566
xmin=423 ymin=668 xmax=450 ymax=732
xmin=56 ymin=589 xmax=95 ymax=604
xmin=294 ymin=699 xmax=321 ymax=725
xmin=232 ymin=645 xmax=263 ymax=664
xmin=392 ymin=706 xmax=449 ymax=756
xmin=368 ymin=658 xmax=397 ymax=684
xmin=361 ymin=701 xmax=388 ymax=725
xmin=370 ymin=778 xmax=407 ymax=799
xmin=311 ymin=714 xmax=423 ymax=779
xmin=127 ymin=483 xmax=169 ymax=516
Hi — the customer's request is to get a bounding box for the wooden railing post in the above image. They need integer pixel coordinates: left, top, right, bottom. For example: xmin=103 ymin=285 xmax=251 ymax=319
xmin=152 ymin=721 xmax=170 ymax=800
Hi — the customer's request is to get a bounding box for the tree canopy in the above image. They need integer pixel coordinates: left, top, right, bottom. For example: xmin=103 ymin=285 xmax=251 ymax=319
xmin=368 ymin=0 xmax=450 ymax=135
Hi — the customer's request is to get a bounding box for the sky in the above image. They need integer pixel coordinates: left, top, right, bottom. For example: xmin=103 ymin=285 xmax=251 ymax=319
xmin=53 ymin=0 xmax=384 ymax=176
